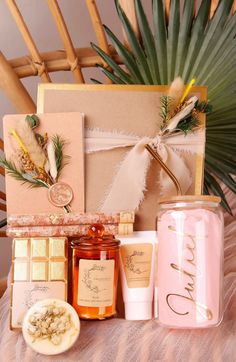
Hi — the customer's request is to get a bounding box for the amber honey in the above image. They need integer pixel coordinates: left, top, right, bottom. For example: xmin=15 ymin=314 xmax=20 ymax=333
xmin=71 ymin=224 xmax=120 ymax=320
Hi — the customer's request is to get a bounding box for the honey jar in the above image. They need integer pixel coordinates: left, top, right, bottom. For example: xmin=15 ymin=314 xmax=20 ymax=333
xmin=71 ymin=224 xmax=120 ymax=319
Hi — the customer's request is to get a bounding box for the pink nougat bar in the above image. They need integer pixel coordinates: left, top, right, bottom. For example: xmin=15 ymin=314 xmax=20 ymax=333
xmin=7 ymin=212 xmax=122 ymax=227
xmin=7 ymin=211 xmax=135 ymax=237
xmin=7 ymin=224 xmax=119 ymax=238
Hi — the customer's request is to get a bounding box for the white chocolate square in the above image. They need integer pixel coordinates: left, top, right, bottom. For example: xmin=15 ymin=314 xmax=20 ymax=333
xmin=50 ymin=262 xmax=65 ymax=280
xmin=49 ymin=238 xmax=66 ymax=257
xmin=14 ymin=262 xmax=28 ymax=281
xmin=32 ymin=262 xmax=47 ymax=280
xmin=14 ymin=239 xmax=28 ymax=258
xmin=31 ymin=238 xmax=47 ymax=257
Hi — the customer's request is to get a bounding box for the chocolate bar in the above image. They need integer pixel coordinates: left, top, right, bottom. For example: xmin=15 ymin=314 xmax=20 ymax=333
xmin=11 ymin=237 xmax=68 ymax=329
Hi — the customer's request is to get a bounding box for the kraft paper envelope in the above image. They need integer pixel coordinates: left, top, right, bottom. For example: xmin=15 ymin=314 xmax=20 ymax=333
xmin=3 ymin=112 xmax=84 ymax=215
xmin=37 ymin=84 xmax=207 ymax=230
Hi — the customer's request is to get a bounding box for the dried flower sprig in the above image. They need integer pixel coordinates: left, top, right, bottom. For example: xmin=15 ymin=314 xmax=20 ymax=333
xmin=1 ymin=115 xmax=69 ymax=190
xmin=0 ymin=158 xmax=47 ymax=188
xmin=160 ymin=78 xmax=212 ymax=135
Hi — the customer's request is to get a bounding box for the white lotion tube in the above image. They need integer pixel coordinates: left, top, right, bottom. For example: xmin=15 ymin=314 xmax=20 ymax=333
xmin=119 ymin=231 xmax=157 ymax=320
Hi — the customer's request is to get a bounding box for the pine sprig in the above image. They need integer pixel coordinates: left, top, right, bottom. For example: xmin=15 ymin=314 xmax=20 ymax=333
xmin=52 ymin=135 xmax=70 ymax=176
xmin=0 ymin=157 xmax=47 ymax=188
xmin=177 ymin=114 xmax=199 ymax=134
xmin=160 ymin=95 xmax=172 ymax=128
xmin=197 ymin=101 xmax=212 ymax=114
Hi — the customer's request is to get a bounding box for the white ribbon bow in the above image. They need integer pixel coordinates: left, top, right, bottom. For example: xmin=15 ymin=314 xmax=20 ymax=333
xmin=85 ymin=127 xmax=205 ymax=212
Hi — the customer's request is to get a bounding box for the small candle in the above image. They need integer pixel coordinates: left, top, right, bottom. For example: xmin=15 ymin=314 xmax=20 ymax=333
xmin=71 ymin=224 xmax=120 ymax=320
xmin=22 ymin=298 xmax=80 ymax=355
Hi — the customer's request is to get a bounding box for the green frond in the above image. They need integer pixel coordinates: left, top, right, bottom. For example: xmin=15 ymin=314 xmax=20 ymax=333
xmin=167 ymin=0 xmax=180 ymax=82
xmin=204 ymin=170 xmax=232 ymax=215
xmin=135 ymin=0 xmax=160 ymax=83
xmin=0 ymin=157 xmax=46 ymax=188
xmin=175 ymin=0 xmax=195 ymax=77
xmin=52 ymin=135 xmax=70 ymax=176
xmin=189 ymin=0 xmax=234 ymax=81
xmin=90 ymin=78 xmax=102 ymax=84
xmin=182 ymin=0 xmax=211 ymax=81
xmin=160 ymin=95 xmax=171 ymax=126
xmin=91 ymin=42 xmax=134 ymax=84
xmin=97 ymin=65 xmax=125 ymax=84
xmin=153 ymin=0 xmax=167 ymax=83
xmin=103 ymin=25 xmax=144 ymax=83
xmin=116 ymin=2 xmax=153 ymax=84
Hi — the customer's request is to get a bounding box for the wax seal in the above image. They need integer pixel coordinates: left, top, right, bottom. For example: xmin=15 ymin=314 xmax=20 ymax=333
xmin=48 ymin=182 xmax=73 ymax=207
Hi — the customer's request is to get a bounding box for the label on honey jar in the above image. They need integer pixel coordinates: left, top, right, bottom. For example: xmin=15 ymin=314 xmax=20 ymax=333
xmin=120 ymin=243 xmax=153 ymax=288
xmin=78 ymin=259 xmax=114 ymax=307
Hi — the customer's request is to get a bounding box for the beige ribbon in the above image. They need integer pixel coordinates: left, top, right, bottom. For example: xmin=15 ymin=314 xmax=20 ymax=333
xmin=85 ymin=127 xmax=205 ymax=212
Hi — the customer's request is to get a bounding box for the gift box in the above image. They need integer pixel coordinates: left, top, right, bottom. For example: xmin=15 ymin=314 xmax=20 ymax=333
xmin=37 ymin=84 xmax=207 ymax=230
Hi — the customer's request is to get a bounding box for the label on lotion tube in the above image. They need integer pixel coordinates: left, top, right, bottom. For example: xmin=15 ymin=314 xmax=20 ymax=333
xmin=119 ymin=231 xmax=157 ymax=320
xmin=120 ymin=244 xmax=153 ymax=288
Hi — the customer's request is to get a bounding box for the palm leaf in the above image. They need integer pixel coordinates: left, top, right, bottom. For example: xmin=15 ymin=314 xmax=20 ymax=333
xmin=182 ymin=0 xmax=211 ymax=82
xmin=206 ymin=154 xmax=236 ymax=176
xmin=202 ymin=45 xmax=236 ymax=85
xmin=175 ymin=0 xmax=195 ymax=77
xmin=116 ymin=1 xmax=153 ymax=84
xmin=97 ymin=65 xmax=124 ymax=84
xmin=135 ymin=0 xmax=160 ymax=83
xmin=91 ymin=78 xmax=102 ymax=84
xmin=204 ymin=170 xmax=232 ymax=214
xmin=167 ymin=0 xmax=180 ymax=82
xmin=103 ymin=25 xmax=144 ymax=83
xmin=197 ymin=13 xmax=236 ymax=83
xmin=91 ymin=42 xmax=134 ymax=83
xmin=210 ymin=164 xmax=236 ymax=194
xmin=189 ymin=0 xmax=234 ymax=81
xmin=153 ymin=0 xmax=167 ymax=83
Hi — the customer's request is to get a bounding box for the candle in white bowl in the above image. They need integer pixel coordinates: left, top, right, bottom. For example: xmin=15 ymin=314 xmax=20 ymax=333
xmin=22 ymin=298 xmax=80 ymax=355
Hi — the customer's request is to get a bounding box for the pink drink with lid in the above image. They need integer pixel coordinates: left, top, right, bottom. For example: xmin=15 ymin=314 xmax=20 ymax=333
xmin=157 ymin=196 xmax=224 ymax=328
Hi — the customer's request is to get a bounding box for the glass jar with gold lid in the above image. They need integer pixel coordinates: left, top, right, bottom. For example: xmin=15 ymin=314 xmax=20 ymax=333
xmin=157 ymin=195 xmax=224 ymax=329
xmin=71 ymin=224 xmax=120 ymax=320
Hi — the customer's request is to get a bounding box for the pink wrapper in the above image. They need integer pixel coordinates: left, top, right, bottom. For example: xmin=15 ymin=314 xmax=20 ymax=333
xmin=7 ymin=224 xmax=119 ymax=238
xmin=7 ymin=213 xmax=121 ymax=227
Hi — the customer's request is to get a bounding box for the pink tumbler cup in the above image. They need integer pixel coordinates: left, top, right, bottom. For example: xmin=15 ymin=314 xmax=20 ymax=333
xmin=157 ymin=196 xmax=224 ymax=328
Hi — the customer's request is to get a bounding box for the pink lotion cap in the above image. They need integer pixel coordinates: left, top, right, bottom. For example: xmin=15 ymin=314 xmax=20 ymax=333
xmin=125 ymin=302 xmax=152 ymax=320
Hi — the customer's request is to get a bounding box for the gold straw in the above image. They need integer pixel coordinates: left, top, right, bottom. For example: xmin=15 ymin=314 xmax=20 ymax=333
xmin=145 ymin=144 xmax=182 ymax=196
